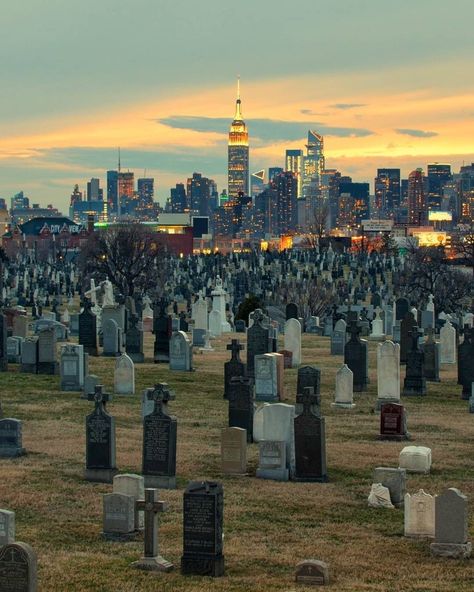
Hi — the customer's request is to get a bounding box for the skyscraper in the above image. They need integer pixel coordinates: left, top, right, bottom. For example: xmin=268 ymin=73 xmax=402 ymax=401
xmin=427 ymin=163 xmax=451 ymax=210
xmin=86 ymin=178 xmax=101 ymax=202
xmin=251 ymin=170 xmax=266 ymax=197
xmin=107 ymin=170 xmax=118 ymax=214
xmin=170 ymin=183 xmax=187 ymax=213
xmin=374 ymin=168 xmax=400 ymax=214
xmin=285 ymin=149 xmax=303 ymax=198
xmin=302 ymin=131 xmax=324 ymax=199
xmin=408 ymin=168 xmax=426 ymax=225
xmin=137 ymin=178 xmax=154 ymax=207
xmin=272 ymin=171 xmax=298 ymax=235
xmin=228 ymin=80 xmax=249 ymax=198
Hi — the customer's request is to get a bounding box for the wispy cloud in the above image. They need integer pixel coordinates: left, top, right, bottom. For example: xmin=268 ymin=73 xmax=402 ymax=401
xmin=330 ymin=103 xmax=367 ymax=110
xmin=158 ymin=116 xmax=374 ymax=140
xmin=395 ymin=128 xmax=438 ymax=138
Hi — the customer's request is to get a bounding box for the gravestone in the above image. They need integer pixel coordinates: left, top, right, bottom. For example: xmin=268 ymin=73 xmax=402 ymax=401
xmin=169 ymin=331 xmax=193 ymax=371
xmin=142 ymin=383 xmax=177 ymax=489
xmin=0 ymin=542 xmax=37 ymax=592
xmin=141 ymin=384 xmax=175 ymax=419
xmin=332 ymin=364 xmax=355 ymax=408
xmin=60 ymin=344 xmax=85 ymax=391
xmin=153 ymin=300 xmax=170 ymax=363
xmin=181 ymin=481 xmax=225 ymax=577
xmin=113 ymin=473 xmax=145 ymax=531
xmin=395 ymin=297 xmax=410 ymax=321
xmin=102 ymin=492 xmax=137 ymax=541
xmin=440 ymin=320 xmax=456 ymax=364
xmin=131 ymin=488 xmax=173 ymax=572
xmin=125 ymin=314 xmax=144 ymax=363
xmin=260 ymin=403 xmax=296 ymax=476
xmin=297 ymin=366 xmax=321 ymax=401
xmin=378 ymin=403 xmax=410 ymax=441
xmin=7 ymin=337 xmax=23 ymax=364
xmin=295 ymin=560 xmax=330 ymax=586
xmin=102 ymin=318 xmax=121 ymax=357
xmin=246 ymin=309 xmax=270 ymax=378
xmin=399 ymin=446 xmax=431 ymax=473
xmin=278 ymin=349 xmax=293 ymax=369
xmin=430 ymin=488 xmax=472 ymax=558
xmin=0 ymin=314 xmax=7 ymax=372
xmin=221 ymin=427 xmax=247 ymax=474
xmin=294 ymin=389 xmax=328 ymax=482
xmin=83 ymin=374 xmax=100 ymax=398
xmin=114 ymin=353 xmax=135 ymax=395
xmin=37 ymin=327 xmax=57 ymax=374
xmin=0 ymin=419 xmax=25 ymax=458
xmin=373 ymin=467 xmax=406 ymax=507
xmin=376 ymin=341 xmax=400 ymax=409
xmin=78 ymin=301 xmax=98 ymax=356
xmin=344 ymin=321 xmax=368 ymax=392
xmin=404 ymin=490 xmax=435 ymax=538
xmin=224 ymin=339 xmax=245 ymax=400
xmin=256 ymin=441 xmax=288 ymax=481
xmin=284 ymin=318 xmax=302 ymax=367
xmin=255 ymin=354 xmax=279 ymax=402
xmin=235 ymin=319 xmax=246 ymax=333
xmin=192 ymin=293 xmax=208 ymax=331
xmin=330 ymin=324 xmax=346 ymax=356
xmin=458 ymin=327 xmax=474 ymax=399
xmin=84 ymin=386 xmax=118 ymax=483
xmin=400 ymin=312 xmax=417 ymax=364
xmin=0 ymin=509 xmax=15 ymax=545
xmin=286 ymin=302 xmax=298 ymax=320
xmin=422 ymin=328 xmax=440 ymax=382
xmin=402 ymin=327 xmax=426 ymax=396
xmin=192 ymin=328 xmax=206 ymax=347
xmin=228 ymin=376 xmax=254 ymax=442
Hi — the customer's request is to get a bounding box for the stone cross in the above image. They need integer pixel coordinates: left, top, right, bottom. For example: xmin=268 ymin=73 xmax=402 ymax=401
xmin=147 ymin=383 xmax=172 ymax=414
xmin=136 ymin=489 xmax=168 ymax=558
xmin=87 ymin=385 xmax=110 ymax=409
xmin=296 ymin=387 xmax=318 ymax=414
xmin=227 ymin=339 xmax=243 ymax=360
xmin=252 ymin=309 xmax=264 ymax=325
xmin=409 ymin=327 xmax=423 ymax=352
xmin=348 ymin=320 xmax=361 ymax=341
xmin=425 ymin=327 xmax=435 ymax=343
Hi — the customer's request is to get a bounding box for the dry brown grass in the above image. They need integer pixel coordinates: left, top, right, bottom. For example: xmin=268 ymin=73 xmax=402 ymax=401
xmin=0 ymin=332 xmax=473 ymax=591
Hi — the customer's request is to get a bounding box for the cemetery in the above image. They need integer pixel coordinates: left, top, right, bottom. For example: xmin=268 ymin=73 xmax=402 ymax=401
xmin=0 ymin=248 xmax=473 ymax=591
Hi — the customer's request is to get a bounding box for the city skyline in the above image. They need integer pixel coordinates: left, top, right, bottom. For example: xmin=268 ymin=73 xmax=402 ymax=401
xmin=0 ymin=1 xmax=473 ymax=210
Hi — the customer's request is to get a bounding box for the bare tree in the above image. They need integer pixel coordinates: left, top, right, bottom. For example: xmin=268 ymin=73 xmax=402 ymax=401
xmin=78 ymin=223 xmax=168 ymax=297
xmin=452 ymin=223 xmax=474 ymax=277
xmin=275 ymin=277 xmax=336 ymax=319
xmin=301 ymin=198 xmax=330 ymax=249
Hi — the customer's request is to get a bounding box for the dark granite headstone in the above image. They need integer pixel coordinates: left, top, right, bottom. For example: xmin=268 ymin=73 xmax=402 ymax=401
xmin=294 ymin=389 xmax=327 ymax=482
xmin=181 ymin=481 xmax=225 ymax=577
xmin=228 ymin=376 xmax=254 ymax=443
xmin=402 ymin=327 xmax=426 ymax=396
xmin=400 ymin=312 xmax=417 ymax=364
xmin=0 ymin=314 xmax=8 ymax=372
xmin=142 ymin=384 xmax=177 ymax=489
xmin=378 ymin=402 xmax=410 ymax=440
xmin=344 ymin=321 xmax=368 ymax=392
xmin=153 ymin=300 xmax=170 ymax=363
xmin=79 ymin=301 xmax=98 ymax=356
xmin=0 ymin=542 xmax=37 ymax=592
xmin=396 ymin=297 xmax=410 ymax=321
xmin=423 ymin=328 xmax=440 ymax=382
xmin=0 ymin=418 xmax=25 ymax=458
xmin=458 ymin=327 xmax=474 ymax=400
xmin=85 ymin=385 xmax=117 ymax=483
xmin=246 ymin=309 xmax=270 ymax=378
xmin=224 ymin=339 xmax=245 ymax=400
xmin=125 ymin=314 xmax=144 ymax=363
xmin=285 ymin=302 xmax=298 ymax=320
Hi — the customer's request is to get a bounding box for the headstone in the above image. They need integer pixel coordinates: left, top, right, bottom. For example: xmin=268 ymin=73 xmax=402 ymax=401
xmin=37 ymin=327 xmax=57 ymax=374
xmin=78 ymin=301 xmax=98 ymax=356
xmin=224 ymin=339 xmax=245 ymax=400
xmin=0 ymin=419 xmax=25 ymax=458
xmin=125 ymin=314 xmax=144 ymax=363
xmin=181 ymin=481 xmax=225 ymax=577
xmin=131 ymin=488 xmax=173 ymax=572
xmin=332 ymin=364 xmax=355 ymax=408
xmin=102 ymin=492 xmax=137 ymax=541
xmin=142 ymin=383 xmax=177 ymax=489
xmin=294 ymin=389 xmax=328 ymax=482
xmin=395 ymin=297 xmax=410 ymax=321
xmin=278 ymin=349 xmax=293 ymax=369
xmin=114 ymin=353 xmax=135 ymax=395
xmin=7 ymin=337 xmax=23 ymax=364
xmin=0 ymin=542 xmax=37 ymax=592
xmin=260 ymin=403 xmax=296 ymax=476
xmin=208 ymin=309 xmax=222 ymax=337
xmin=430 ymin=488 xmax=472 ymax=558
xmin=228 ymin=377 xmax=254 ymax=442
xmin=376 ymin=341 xmax=400 ymax=409
xmin=246 ymin=309 xmax=270 ymax=378
xmin=404 ymin=490 xmax=435 ymax=538
xmin=192 ymin=328 xmax=206 ymax=347
xmin=459 ymin=327 xmax=474 ymax=399
xmin=295 ymin=560 xmax=330 ymax=586
xmin=370 ymin=308 xmax=385 ymax=338
xmin=255 ymin=354 xmax=280 ymax=402
xmin=256 ymin=440 xmax=288 ymax=481
xmin=0 ymin=510 xmax=15 ymax=545
xmin=297 ymin=366 xmax=321 ymax=403
xmin=84 ymin=386 xmax=118 ymax=483
xmin=400 ymin=312 xmax=417 ymax=364
xmin=60 ymin=344 xmax=84 ymax=391
xmin=330 ymin=320 xmax=346 ymax=356
xmin=372 ymin=467 xmax=406 ymax=508
xmin=102 ymin=318 xmax=121 ymax=357
xmin=399 ymin=446 xmax=431 ymax=473
xmin=169 ymin=331 xmax=193 ymax=371
xmin=83 ymin=374 xmax=100 ymax=398
xmin=153 ymin=300 xmax=170 ymax=363
xmin=0 ymin=314 xmax=7 ymax=372
xmin=368 ymin=483 xmax=394 ymax=508
xmin=440 ymin=320 xmax=456 ymax=364
xmin=12 ymin=315 xmax=28 ymax=339
xmin=221 ymin=427 xmax=247 ymax=474
xmin=378 ymin=403 xmax=410 ymax=441
xmin=284 ymin=318 xmax=302 ymax=367
xmin=113 ymin=473 xmax=145 ymax=531
xmin=402 ymin=327 xmax=426 ymax=396
xmin=191 ymin=293 xmax=208 ymax=331
xmin=344 ymin=321 xmax=368 ymax=392
xmin=422 ymin=328 xmax=440 ymax=382
xmin=285 ymin=302 xmax=298 ymax=320
xmin=234 ymin=319 xmax=246 ymax=333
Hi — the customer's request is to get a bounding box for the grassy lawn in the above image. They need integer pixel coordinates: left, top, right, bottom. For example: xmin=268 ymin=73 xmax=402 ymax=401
xmin=0 ymin=331 xmax=473 ymax=591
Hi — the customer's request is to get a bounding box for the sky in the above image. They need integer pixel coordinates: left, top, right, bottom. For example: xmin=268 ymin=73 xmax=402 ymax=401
xmin=1 ymin=0 xmax=473 ymax=210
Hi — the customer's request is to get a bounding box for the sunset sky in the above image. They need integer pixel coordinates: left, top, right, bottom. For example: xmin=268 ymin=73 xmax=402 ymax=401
xmin=1 ymin=0 xmax=473 ymax=210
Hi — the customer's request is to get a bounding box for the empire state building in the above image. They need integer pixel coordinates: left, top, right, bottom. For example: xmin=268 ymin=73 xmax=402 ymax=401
xmin=228 ymin=81 xmax=249 ymax=198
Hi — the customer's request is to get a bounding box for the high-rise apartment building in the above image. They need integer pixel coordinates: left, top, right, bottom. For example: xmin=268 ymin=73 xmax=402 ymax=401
xmin=272 ymin=171 xmax=298 ymax=235
xmin=137 ymin=178 xmax=154 ymax=206
xmin=285 ymin=149 xmax=303 ymax=198
xmin=187 ymin=172 xmax=216 ymax=217
xmin=86 ymin=178 xmax=102 ymax=202
xmin=251 ymin=170 xmax=265 ymax=197
xmin=170 ymin=183 xmax=187 ymax=213
xmin=268 ymin=167 xmax=283 ymax=182
xmin=408 ymin=168 xmax=427 ymax=225
xmin=338 ymin=182 xmax=370 ymax=227
xmin=374 ymin=168 xmax=400 ymax=213
xmin=302 ymin=131 xmax=324 ymax=199
xmin=427 ymin=163 xmax=451 ymax=210
xmin=228 ymin=81 xmax=249 ymax=198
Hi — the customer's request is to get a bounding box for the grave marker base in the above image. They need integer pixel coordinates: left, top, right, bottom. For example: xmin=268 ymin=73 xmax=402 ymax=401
xmin=256 ymin=467 xmax=289 ymax=481
xmin=331 ymin=402 xmax=356 ymax=409
xmin=84 ymin=468 xmax=118 ymax=484
xmin=102 ymin=530 xmax=141 ymax=542
xmin=132 ymin=555 xmax=174 ymax=572
xmin=0 ymin=446 xmax=26 ymax=458
xmin=377 ymin=433 xmax=411 ymax=442
xmin=430 ymin=542 xmax=471 ymax=559
xmin=181 ymin=553 xmax=225 ymax=577
xmin=375 ymin=398 xmax=400 ymax=411
xmin=144 ymin=475 xmax=176 ymax=489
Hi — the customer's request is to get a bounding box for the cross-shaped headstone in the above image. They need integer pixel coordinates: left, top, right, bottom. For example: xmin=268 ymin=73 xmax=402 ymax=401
xmin=87 ymin=385 xmax=110 ymax=409
xmin=147 ymin=383 xmax=172 ymax=414
xmin=347 ymin=320 xmax=361 ymax=341
xmin=408 ymin=327 xmax=423 ymax=352
xmin=227 ymin=339 xmax=243 ymax=360
xmin=252 ymin=309 xmax=264 ymax=325
xmin=296 ymin=386 xmax=319 ymax=413
xmin=425 ymin=327 xmax=435 ymax=342
xmin=129 ymin=313 xmax=139 ymax=328
xmin=136 ymin=489 xmax=168 ymax=558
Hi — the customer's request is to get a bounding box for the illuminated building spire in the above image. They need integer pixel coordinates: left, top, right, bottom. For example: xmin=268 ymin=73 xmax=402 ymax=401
xmin=234 ymin=76 xmax=243 ymax=121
